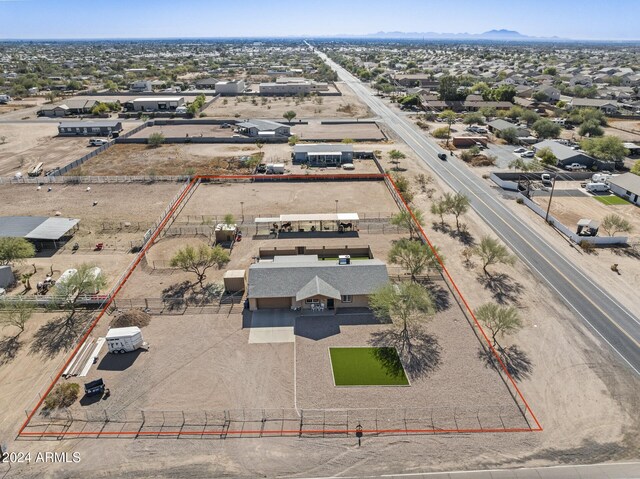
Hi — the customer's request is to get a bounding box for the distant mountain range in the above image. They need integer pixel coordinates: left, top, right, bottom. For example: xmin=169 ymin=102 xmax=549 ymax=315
xmin=337 ymin=29 xmax=562 ymax=41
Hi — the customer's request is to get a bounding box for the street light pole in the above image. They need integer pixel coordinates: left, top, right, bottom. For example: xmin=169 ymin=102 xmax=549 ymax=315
xmin=240 ymin=201 xmax=244 ymax=223
xmin=335 ymin=199 xmax=339 ymax=213
xmin=545 ymin=174 xmax=557 ymax=224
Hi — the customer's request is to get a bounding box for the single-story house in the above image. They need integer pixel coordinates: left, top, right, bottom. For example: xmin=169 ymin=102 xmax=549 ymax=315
xmin=534 ymin=86 xmax=561 ymax=102
xmin=607 ymin=173 xmax=640 ymax=206
xmin=58 ymin=120 xmax=123 ymax=136
xmin=293 ymin=144 xmax=354 ymax=166
xmin=195 ymin=77 xmax=218 ymax=89
xmin=130 ymin=80 xmax=152 ymax=92
xmin=463 ymin=101 xmax=513 ymax=111
xmin=37 ymin=104 xmax=69 ymax=117
xmin=236 ymin=119 xmax=290 ymax=138
xmin=394 ymin=74 xmax=439 ymax=88
xmin=532 ymin=140 xmax=595 ymax=168
xmin=63 ymin=99 xmax=100 ymax=115
xmin=123 ymin=97 xmax=184 ymax=112
xmin=246 ymin=255 xmax=389 ymax=312
xmin=487 ymin=119 xmax=531 ymax=137
xmin=569 ymin=98 xmax=619 ymax=115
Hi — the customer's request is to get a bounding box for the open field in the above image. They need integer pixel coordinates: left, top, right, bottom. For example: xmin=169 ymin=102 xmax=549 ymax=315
xmin=0 ymin=121 xmax=143 ymax=177
xmin=201 ymin=82 xmax=372 ymax=119
xmin=0 ymin=182 xmax=182 ymax=249
xmin=329 ymin=347 xmax=409 ymax=386
xmin=127 ymin=123 xmax=237 ymax=139
xmin=291 ymin=121 xmax=386 ymax=141
xmin=69 ymin=143 xmax=261 ymax=176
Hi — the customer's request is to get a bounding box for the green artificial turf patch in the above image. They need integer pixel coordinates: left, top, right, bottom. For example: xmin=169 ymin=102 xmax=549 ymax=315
xmin=593 ymin=195 xmax=631 ymax=205
xmin=329 ymin=347 xmax=409 ymax=386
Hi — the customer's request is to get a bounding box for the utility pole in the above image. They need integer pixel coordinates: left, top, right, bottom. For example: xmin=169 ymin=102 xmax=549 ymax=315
xmin=545 ymin=173 xmax=557 ymax=224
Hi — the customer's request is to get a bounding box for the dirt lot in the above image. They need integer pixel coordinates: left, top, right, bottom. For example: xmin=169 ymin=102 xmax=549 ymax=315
xmin=127 ymin=123 xmax=236 ymax=139
xmin=71 ymin=143 xmax=264 ymax=176
xmin=202 ymin=82 xmax=372 ymax=119
xmin=291 ymin=121 xmax=385 ymax=141
xmin=0 ymin=183 xmax=182 ymax=249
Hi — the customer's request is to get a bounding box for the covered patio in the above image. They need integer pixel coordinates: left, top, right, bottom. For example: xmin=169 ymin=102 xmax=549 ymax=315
xmin=254 ymin=213 xmax=360 ymax=237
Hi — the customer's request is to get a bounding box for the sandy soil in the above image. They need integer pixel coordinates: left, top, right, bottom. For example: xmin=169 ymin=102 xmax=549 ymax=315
xmin=291 ymin=121 xmax=386 ymax=141
xmin=69 ymin=143 xmax=260 ymax=176
xmin=128 ymin=124 xmax=237 ymax=139
xmin=202 ymin=82 xmax=372 ymax=119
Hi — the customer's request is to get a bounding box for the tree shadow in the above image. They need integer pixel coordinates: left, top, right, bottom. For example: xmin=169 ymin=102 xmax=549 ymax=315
xmin=431 ymin=222 xmax=475 ymax=246
xmin=419 ymin=278 xmax=451 ymax=312
xmin=611 ymin=245 xmax=640 ymax=260
xmin=0 ymin=334 xmax=22 ymax=366
xmin=188 ymin=282 xmax=224 ymax=305
xmin=431 ymin=221 xmax=451 ymax=234
xmin=369 ymin=326 xmax=442 ymax=380
xmin=477 ymin=344 xmax=533 ymax=382
xmin=30 ymin=313 xmax=91 ymax=359
xmin=161 ymin=281 xmax=192 ymax=311
xmin=371 ymin=346 xmax=408 ymax=378
xmin=477 ymin=272 xmax=524 ymax=304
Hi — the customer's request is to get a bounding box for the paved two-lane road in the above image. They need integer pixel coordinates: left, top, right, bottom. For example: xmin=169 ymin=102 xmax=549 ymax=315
xmin=310 ymin=44 xmax=640 ymax=376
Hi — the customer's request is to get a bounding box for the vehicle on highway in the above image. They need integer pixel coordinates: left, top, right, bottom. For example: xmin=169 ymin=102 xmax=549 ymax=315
xmin=513 ymin=147 xmax=527 ymax=154
xmin=520 ymin=151 xmax=535 ymax=158
xmin=438 ymin=153 xmax=447 ymax=161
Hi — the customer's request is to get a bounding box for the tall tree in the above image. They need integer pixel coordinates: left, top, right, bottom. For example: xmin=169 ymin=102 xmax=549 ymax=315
xmin=532 ymin=119 xmax=561 ymax=139
xmin=388 ymin=238 xmax=443 ymax=281
xmin=445 ymin=193 xmax=470 ymax=231
xmin=369 ymin=281 xmax=435 ymax=351
xmin=580 ymin=136 xmax=629 ymax=162
xmin=475 ymin=303 xmax=523 ymax=349
xmin=438 ymin=75 xmax=462 ymax=101
xmin=473 ymin=236 xmax=516 ymax=276
xmin=391 ymin=210 xmax=424 ymax=239
xmin=170 ymin=244 xmax=230 ymax=287
xmin=0 ymin=237 xmax=35 ymax=265
xmin=283 ymin=110 xmax=297 ymax=123
xmin=438 ymin=110 xmax=457 ymax=145
xmin=601 ymin=214 xmax=633 ymax=236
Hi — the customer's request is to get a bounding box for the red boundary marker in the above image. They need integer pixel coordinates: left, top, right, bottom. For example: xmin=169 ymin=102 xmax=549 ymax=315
xmin=17 ymin=173 xmax=541 ymax=438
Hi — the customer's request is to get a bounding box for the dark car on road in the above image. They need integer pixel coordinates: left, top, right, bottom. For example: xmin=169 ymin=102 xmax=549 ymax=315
xmin=438 ymin=153 xmax=447 ymax=161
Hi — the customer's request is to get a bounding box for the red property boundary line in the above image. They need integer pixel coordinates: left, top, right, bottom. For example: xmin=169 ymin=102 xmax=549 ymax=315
xmin=17 ymin=173 xmax=542 ymax=438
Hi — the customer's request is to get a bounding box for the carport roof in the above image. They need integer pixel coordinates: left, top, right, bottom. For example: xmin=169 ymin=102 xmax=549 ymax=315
xmin=0 ymin=216 xmax=80 ymax=240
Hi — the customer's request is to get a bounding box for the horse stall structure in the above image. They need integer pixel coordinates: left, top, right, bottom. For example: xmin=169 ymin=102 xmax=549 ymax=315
xmin=0 ymin=216 xmax=80 ymax=250
xmin=254 ymin=213 xmax=359 ymax=237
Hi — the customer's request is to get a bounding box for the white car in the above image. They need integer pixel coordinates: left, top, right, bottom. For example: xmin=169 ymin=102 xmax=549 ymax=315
xmin=342 ymin=163 xmax=355 ymax=170
xmin=89 ymin=138 xmax=108 ymax=146
xmin=513 ymin=147 xmax=527 ymax=154
xmin=520 ymin=151 xmax=535 ymax=158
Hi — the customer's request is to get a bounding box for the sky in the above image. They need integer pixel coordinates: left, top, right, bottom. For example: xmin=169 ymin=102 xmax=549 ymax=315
xmin=0 ymin=0 xmax=639 ymax=41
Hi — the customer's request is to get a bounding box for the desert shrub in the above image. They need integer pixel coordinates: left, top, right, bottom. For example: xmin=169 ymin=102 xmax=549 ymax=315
xmin=579 ymin=240 xmax=595 ymax=253
xmin=43 ymin=383 xmax=80 ymax=409
xmin=432 ymin=127 xmax=449 ymax=139
xmin=111 ymin=309 xmax=151 ymax=328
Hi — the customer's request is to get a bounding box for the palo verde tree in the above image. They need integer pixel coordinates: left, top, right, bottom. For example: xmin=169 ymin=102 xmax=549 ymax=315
xmin=601 ymin=214 xmax=633 ymax=236
xmin=51 ymin=264 xmax=108 ymax=320
xmin=369 ymin=281 xmax=435 ymax=352
xmin=475 ymin=303 xmax=523 ymax=350
xmin=283 ymin=110 xmax=297 ymax=123
xmin=170 ymin=244 xmax=230 ymax=288
xmin=445 ymin=192 xmax=470 ymax=231
xmin=0 ymin=237 xmax=35 ymax=266
xmin=388 ymin=238 xmax=443 ymax=281
xmin=391 ymin=209 xmax=424 ymax=239
xmin=430 ymin=196 xmax=449 ymax=227
xmin=388 ymin=149 xmax=406 ymax=170
xmin=473 ymin=236 xmax=516 ymax=276
xmin=438 ymin=110 xmax=457 ymax=146
xmin=0 ymin=298 xmax=35 ymax=336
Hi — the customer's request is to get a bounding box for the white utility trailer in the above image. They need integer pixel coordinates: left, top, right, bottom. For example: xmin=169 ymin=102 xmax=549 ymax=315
xmin=105 ymin=326 xmax=146 ymax=354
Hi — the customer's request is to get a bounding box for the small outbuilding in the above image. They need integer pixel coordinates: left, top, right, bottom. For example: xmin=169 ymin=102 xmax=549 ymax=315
xmin=0 ymin=265 xmax=14 ymax=288
xmin=124 ymin=97 xmax=185 ymax=112
xmin=236 ymin=119 xmax=290 ymax=138
xmin=223 ymin=270 xmax=246 ymax=293
xmin=293 ymin=144 xmax=354 ymax=166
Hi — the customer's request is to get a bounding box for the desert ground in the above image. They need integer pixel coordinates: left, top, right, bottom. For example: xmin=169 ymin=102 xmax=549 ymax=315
xmin=0 ymin=121 xmax=143 ymax=177
xmin=0 ymin=142 xmax=639 ymax=478
xmin=290 ymin=121 xmax=386 ymax=141
xmin=201 ymin=82 xmax=372 ymax=119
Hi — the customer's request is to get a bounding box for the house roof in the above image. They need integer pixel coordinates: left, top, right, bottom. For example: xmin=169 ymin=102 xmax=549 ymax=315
xmin=237 ymin=119 xmax=289 ymax=131
xmin=0 ymin=216 xmax=79 ymax=240
xmin=247 ymin=256 xmax=388 ymax=299
xmin=533 ymin=140 xmax=594 ymax=162
xmin=40 ymin=104 xmax=69 ymax=111
xmin=488 ymin=119 xmax=518 ymax=131
xmin=131 ymin=97 xmax=183 ymax=102
xmin=608 ymin=173 xmax=640 ymax=194
xmin=295 ymin=276 xmax=342 ymax=301
xmin=63 ymin=99 xmax=98 ymax=109
xmin=294 ymin=144 xmax=353 ymax=154
xmin=571 ymin=98 xmax=619 ymax=108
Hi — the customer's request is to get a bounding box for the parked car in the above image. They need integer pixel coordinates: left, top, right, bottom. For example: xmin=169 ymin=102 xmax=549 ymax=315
xmin=437 ymin=153 xmax=447 ymax=161
xmin=520 ymin=151 xmax=534 ymax=158
xmin=342 ymin=163 xmax=355 ymax=170
xmin=565 ymin=163 xmax=587 ymax=171
xmin=513 ymin=147 xmax=527 ymax=154
xmin=89 ymin=138 xmax=108 ymax=146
